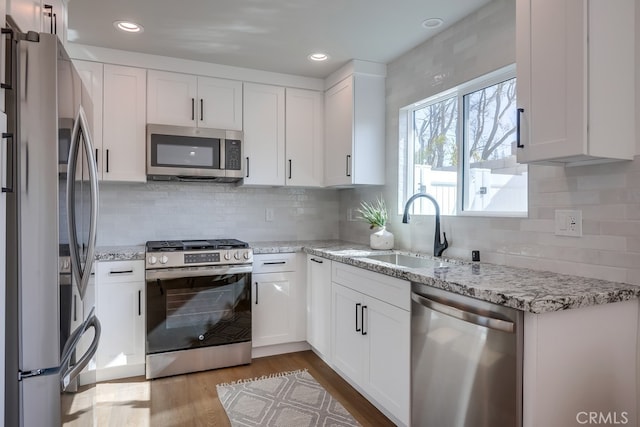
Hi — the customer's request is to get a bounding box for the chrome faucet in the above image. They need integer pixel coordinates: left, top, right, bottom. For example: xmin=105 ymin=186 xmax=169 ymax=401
xmin=402 ymin=193 xmax=449 ymax=257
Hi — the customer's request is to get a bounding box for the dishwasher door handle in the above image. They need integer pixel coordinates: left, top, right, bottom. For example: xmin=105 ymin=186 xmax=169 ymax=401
xmin=411 ymin=292 xmax=515 ymax=333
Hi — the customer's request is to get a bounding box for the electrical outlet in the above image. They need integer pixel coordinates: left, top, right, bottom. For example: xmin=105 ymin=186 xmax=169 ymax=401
xmin=265 ymin=208 xmax=274 ymax=222
xmin=554 ymin=210 xmax=582 ymax=237
xmin=347 ymin=208 xmax=358 ymax=222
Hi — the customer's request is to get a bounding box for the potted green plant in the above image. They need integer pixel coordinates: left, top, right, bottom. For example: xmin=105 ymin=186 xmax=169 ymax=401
xmin=357 ymin=197 xmax=394 ymax=250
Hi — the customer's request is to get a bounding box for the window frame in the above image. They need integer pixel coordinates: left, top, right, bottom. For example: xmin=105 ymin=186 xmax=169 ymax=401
xmin=399 ymin=64 xmax=527 ymax=218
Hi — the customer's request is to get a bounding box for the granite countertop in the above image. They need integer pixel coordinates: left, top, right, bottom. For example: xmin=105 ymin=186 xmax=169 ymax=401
xmin=253 ymin=240 xmax=640 ymax=314
xmin=98 ymin=240 xmax=640 ymax=314
xmin=95 ymin=245 xmax=146 ymax=261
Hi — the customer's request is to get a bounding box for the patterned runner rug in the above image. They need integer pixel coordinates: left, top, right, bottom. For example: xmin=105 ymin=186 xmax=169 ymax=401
xmin=216 ymin=369 xmax=361 ymax=426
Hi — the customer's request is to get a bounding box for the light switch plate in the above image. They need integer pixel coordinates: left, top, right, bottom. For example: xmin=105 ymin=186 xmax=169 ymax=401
xmin=555 ymin=209 xmax=582 ymax=237
xmin=265 ymin=208 xmax=274 ymax=222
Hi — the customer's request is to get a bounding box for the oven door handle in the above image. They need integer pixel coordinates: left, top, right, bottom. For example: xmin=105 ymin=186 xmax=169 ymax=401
xmin=145 ymin=265 xmax=252 ymax=280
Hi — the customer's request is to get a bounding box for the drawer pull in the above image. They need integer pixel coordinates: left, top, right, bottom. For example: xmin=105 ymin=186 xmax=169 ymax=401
xmin=310 ymin=258 xmax=323 ymax=264
xmin=109 ymin=269 xmax=134 ymax=275
xmin=262 ymin=261 xmax=286 ymax=266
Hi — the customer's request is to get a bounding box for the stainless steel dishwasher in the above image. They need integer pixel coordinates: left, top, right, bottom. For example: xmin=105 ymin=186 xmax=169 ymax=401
xmin=411 ymin=282 xmax=523 ymax=427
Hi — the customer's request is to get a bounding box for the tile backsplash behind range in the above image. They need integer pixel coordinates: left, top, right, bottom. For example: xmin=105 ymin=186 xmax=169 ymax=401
xmin=97 ymin=182 xmax=340 ymax=245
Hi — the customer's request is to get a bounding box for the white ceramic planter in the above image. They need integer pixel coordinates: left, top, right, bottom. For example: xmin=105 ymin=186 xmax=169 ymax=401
xmin=370 ymin=226 xmax=394 ymax=250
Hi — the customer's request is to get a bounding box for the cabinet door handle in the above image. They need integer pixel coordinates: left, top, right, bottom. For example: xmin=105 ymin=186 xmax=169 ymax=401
xmin=2 ymin=133 xmax=14 ymax=193
xmin=516 ymin=108 xmax=524 ymax=148
xmin=53 ymin=12 xmax=57 ymax=35
xmin=200 ymin=98 xmax=204 ymax=121
xmin=106 ymin=149 xmax=110 ymax=173
xmin=138 ymin=290 xmax=141 ymax=316
xmin=191 ymin=98 xmax=195 ymax=121
xmin=262 ymin=261 xmax=286 ymax=266
xmin=288 ymin=159 xmax=292 ymax=180
xmin=95 ymin=149 xmax=99 ymax=172
xmin=355 ymin=303 xmax=361 ymax=332
xmin=346 ymin=155 xmax=351 ymax=177
xmin=1 ymin=28 xmax=14 ymax=90
xmin=245 ymin=157 xmax=250 ymax=178
xmin=310 ymin=258 xmax=323 ymax=264
xmin=73 ymin=295 xmax=77 ymax=322
xmin=361 ymin=305 xmax=367 ymax=335
xmin=255 ymin=282 xmax=259 ymax=304
xmin=44 ymin=4 xmax=53 ymax=34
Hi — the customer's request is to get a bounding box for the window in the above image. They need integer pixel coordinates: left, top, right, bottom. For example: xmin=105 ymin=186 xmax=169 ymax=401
xmin=399 ymin=65 xmax=527 ymax=217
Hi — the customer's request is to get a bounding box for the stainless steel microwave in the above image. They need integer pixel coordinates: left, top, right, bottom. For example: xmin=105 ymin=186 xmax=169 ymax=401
xmin=146 ymin=124 xmax=244 ymax=182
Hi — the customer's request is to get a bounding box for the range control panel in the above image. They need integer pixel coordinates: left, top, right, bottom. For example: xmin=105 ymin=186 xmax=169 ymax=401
xmin=146 ymin=249 xmax=253 ymax=269
xmin=184 ymin=252 xmax=220 ymax=264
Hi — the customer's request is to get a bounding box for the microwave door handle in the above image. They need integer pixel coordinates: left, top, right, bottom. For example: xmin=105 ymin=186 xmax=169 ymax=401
xmin=220 ymin=139 xmax=226 ymax=171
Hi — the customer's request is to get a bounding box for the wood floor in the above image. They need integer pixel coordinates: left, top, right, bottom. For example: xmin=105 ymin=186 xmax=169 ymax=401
xmin=62 ymin=350 xmax=396 ymax=426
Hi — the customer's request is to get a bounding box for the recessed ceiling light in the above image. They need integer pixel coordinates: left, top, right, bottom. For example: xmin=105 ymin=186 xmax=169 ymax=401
xmin=113 ymin=20 xmax=144 ymax=33
xmin=422 ymin=18 xmax=443 ymax=29
xmin=308 ymin=53 xmax=329 ymax=62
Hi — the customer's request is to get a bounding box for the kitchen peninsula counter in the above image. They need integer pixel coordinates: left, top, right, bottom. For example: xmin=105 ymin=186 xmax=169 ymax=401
xmin=252 ymin=240 xmax=640 ymax=314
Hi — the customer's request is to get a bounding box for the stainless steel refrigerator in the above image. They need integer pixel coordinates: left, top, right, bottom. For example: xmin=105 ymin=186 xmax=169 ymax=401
xmin=4 ymin=28 xmax=101 ymax=426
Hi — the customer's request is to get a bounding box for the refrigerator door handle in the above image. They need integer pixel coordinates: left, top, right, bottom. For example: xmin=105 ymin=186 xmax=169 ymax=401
xmin=59 ymin=307 xmax=101 ymax=391
xmin=67 ymin=106 xmax=99 ymax=299
xmin=17 ymin=306 xmax=101 ymax=388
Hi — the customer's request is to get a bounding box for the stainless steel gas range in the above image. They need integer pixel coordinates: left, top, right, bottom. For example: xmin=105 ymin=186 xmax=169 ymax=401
xmin=144 ymin=239 xmax=253 ymax=379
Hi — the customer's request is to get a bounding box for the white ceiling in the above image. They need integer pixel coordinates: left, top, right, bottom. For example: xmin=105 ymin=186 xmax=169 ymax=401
xmin=67 ymin=0 xmax=492 ymax=79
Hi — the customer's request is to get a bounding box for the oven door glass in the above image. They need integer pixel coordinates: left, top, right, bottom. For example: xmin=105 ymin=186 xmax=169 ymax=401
xmin=150 ymin=134 xmax=220 ymax=169
xmin=146 ymin=268 xmax=251 ymax=354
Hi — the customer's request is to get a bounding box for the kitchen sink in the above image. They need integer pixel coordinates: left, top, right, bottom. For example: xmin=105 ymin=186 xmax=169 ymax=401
xmin=361 ymin=253 xmax=449 ymax=269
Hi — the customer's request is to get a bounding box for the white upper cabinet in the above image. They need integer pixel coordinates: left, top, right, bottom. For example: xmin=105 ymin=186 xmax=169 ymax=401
xmin=147 ymin=70 xmax=242 ymax=130
xmin=243 ymin=83 xmax=285 ymax=186
xmin=197 ymin=76 xmax=243 ymax=130
xmin=324 ymin=74 xmax=385 ymax=187
xmin=42 ymin=0 xmax=66 ymax=43
xmin=285 ymin=88 xmax=324 ymax=187
xmin=7 ymin=0 xmax=42 ymax=34
xmin=73 ymin=60 xmax=104 ymax=176
xmin=516 ymin=0 xmax=635 ymax=165
xmin=7 ymin=0 xmax=66 ymax=41
xmin=103 ymin=64 xmax=146 ymax=182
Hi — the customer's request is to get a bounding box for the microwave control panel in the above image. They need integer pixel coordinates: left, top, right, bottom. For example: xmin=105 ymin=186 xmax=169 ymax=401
xmin=225 ymin=140 xmax=242 ymax=170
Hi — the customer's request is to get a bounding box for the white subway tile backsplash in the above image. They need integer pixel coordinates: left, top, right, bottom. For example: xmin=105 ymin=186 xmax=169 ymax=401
xmin=97 ymin=182 xmax=340 ymax=246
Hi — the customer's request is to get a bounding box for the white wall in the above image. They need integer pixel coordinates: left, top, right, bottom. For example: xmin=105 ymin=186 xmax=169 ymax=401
xmin=340 ymin=0 xmax=640 ymax=285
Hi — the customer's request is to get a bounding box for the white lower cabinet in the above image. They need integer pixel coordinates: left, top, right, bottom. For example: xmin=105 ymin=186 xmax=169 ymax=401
xmin=252 ymin=253 xmax=306 ymax=348
xmin=95 ymin=260 xmax=145 ymax=382
xmin=331 ymin=263 xmax=410 ymax=426
xmin=306 ymin=255 xmax=331 ymax=360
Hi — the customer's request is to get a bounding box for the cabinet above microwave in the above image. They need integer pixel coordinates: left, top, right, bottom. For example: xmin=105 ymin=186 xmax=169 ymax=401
xmin=146 ymin=124 xmax=243 ymax=182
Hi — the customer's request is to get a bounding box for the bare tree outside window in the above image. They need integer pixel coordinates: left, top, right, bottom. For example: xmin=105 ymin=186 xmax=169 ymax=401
xmin=413 ymin=97 xmax=457 ymax=169
xmin=463 ymin=77 xmax=527 ymax=214
xmin=465 ymin=78 xmax=517 ymax=163
xmin=411 ymin=98 xmax=458 ymax=215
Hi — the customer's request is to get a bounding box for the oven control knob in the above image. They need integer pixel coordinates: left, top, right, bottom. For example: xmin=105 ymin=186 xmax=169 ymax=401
xmin=198 ymin=334 xmax=205 ymax=341
xmin=234 ymin=251 xmax=241 ymax=260
xmin=224 ymin=251 xmax=232 ymax=261
xmin=160 ymin=255 xmax=169 ymax=264
xmin=243 ymin=251 xmax=251 ymax=260
xmin=148 ymin=256 xmax=157 ymax=265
